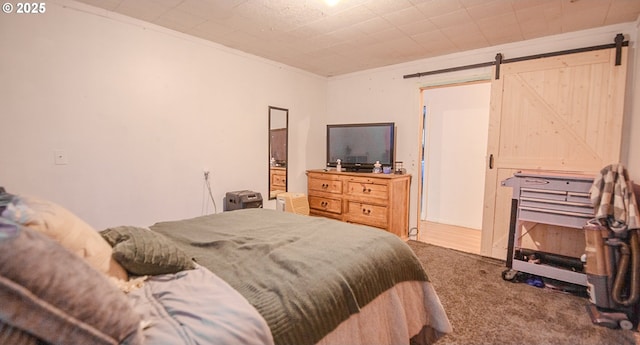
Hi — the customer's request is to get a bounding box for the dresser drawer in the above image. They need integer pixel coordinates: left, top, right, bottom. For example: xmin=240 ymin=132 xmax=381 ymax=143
xmin=306 ymin=170 xmax=411 ymax=239
xmin=309 ymin=195 xmax=342 ymax=214
xmin=344 ymin=201 xmax=387 ymax=229
xmin=346 ymin=179 xmax=388 ymax=199
xmin=309 ymin=177 xmax=343 ymax=194
xmin=271 ymin=173 xmax=286 ymax=187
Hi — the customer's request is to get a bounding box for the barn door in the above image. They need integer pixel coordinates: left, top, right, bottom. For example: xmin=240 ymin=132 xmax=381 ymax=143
xmin=481 ymin=47 xmax=628 ymax=259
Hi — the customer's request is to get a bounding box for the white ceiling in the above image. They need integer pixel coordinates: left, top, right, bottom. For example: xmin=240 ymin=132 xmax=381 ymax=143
xmin=75 ymin=0 xmax=640 ymax=77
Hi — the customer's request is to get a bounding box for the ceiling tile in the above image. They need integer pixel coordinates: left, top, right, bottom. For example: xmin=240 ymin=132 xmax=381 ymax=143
xmin=411 ymin=30 xmax=457 ymax=54
xmin=114 ymin=0 xmax=169 ymax=22
xmin=351 ymin=17 xmax=395 ymax=35
xmin=441 ymin=22 xmax=489 ymax=51
xmin=73 ymin=0 xmax=640 ymax=76
xmin=329 ymin=5 xmax=379 ymax=29
xmin=382 ymin=6 xmax=427 ymax=27
xmin=516 ymin=2 xmax=563 ymax=39
xmin=233 ymin=1 xmax=313 ymax=32
xmin=367 ymin=27 xmax=409 ymax=43
xmin=397 ymin=18 xmax=438 ymax=36
xmin=154 ymin=9 xmax=207 ymax=32
xmin=465 ymin=0 xmax=515 ymax=20
xmin=75 ymin=0 xmax=122 ymax=11
xmin=429 ymin=9 xmax=474 ymax=30
xmin=415 ymin=0 xmax=464 ymax=17
xmin=511 ymin=0 xmax=558 ymax=11
xmin=308 ymin=0 xmax=370 ymax=16
xmin=562 ymin=13 xmax=605 ymax=33
xmin=476 ymin=12 xmax=523 ymax=46
xmin=149 ymin=0 xmax=183 ymax=7
xmin=364 ymin=0 xmax=414 ymax=16
xmin=303 ymin=33 xmax=346 ymax=52
xmin=606 ymin=0 xmax=640 ymax=23
xmin=326 ymin=26 xmax=378 ymax=46
xmin=189 ymin=19 xmax=237 ymax=43
xmin=174 ymin=0 xmax=240 ymax=21
xmin=561 ymin=0 xmax=611 ymax=13
xmin=303 ymin=5 xmax=379 ymax=35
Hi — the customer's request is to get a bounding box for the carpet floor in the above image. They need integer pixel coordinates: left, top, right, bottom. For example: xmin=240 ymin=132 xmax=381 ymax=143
xmin=406 ymin=240 xmax=640 ymax=345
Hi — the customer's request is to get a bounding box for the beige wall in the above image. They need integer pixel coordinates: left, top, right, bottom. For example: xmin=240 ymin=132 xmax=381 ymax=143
xmin=0 ymin=0 xmax=327 ymax=229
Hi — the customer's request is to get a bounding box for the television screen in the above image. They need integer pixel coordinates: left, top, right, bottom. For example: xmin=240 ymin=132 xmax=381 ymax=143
xmin=326 ymin=122 xmax=395 ymax=171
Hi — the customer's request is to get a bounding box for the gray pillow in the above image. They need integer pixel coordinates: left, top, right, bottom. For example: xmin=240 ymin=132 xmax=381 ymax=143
xmin=0 ymin=219 xmax=143 ymax=345
xmin=101 ymin=226 xmax=195 ymax=276
xmin=0 ymin=321 xmax=41 ymax=345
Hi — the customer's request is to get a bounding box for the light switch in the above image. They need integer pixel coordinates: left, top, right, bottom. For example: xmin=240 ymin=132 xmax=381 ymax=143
xmin=54 ymin=150 xmax=68 ymax=165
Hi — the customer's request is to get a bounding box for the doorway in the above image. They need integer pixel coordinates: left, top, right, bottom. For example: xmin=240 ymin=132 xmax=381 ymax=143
xmin=418 ymin=81 xmax=491 ymax=254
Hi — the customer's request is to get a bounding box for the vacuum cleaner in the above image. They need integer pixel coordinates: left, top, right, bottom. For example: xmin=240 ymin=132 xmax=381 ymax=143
xmin=584 ymin=221 xmax=640 ymax=330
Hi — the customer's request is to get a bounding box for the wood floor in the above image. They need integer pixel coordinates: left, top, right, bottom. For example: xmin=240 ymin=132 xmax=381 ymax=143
xmin=417 ymin=220 xmax=481 ymax=255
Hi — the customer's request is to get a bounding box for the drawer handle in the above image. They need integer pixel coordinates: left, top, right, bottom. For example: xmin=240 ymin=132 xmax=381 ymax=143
xmin=519 ymin=206 xmax=593 ymax=218
xmin=320 ymin=201 xmax=328 ymax=207
xmin=362 ymin=208 xmax=371 ymax=215
xmin=321 ymin=183 xmax=328 ymax=189
xmin=362 ymin=187 xmax=371 ymax=193
xmin=568 ymin=192 xmax=590 ymax=198
xmin=521 ymin=188 xmax=564 ymax=195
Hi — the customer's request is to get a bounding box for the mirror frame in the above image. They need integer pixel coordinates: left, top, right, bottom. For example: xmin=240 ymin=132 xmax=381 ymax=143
xmin=268 ymin=106 xmax=289 ymax=200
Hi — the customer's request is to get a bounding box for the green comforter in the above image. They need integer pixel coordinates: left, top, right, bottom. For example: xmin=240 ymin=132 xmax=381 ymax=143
xmin=150 ymin=208 xmax=428 ymax=345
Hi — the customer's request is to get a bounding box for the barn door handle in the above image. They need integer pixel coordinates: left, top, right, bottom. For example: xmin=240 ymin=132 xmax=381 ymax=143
xmin=489 ymin=154 xmax=494 ymax=169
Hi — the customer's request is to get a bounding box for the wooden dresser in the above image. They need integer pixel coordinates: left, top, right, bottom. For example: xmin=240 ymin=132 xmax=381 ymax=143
xmin=306 ymin=169 xmax=411 ymax=239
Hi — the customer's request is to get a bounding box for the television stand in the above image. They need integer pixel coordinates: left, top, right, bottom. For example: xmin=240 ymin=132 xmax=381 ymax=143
xmin=306 ymin=169 xmax=411 ymax=239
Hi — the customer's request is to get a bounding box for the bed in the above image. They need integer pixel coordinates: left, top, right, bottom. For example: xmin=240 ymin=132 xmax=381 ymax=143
xmin=0 ymin=190 xmax=452 ymax=345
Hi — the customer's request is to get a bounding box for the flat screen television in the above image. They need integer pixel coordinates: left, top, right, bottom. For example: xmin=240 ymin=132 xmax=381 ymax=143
xmin=326 ymin=122 xmax=395 ymax=172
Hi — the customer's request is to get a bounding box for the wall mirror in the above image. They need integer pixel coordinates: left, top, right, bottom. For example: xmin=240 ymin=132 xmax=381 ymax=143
xmin=268 ymin=106 xmax=288 ymax=200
